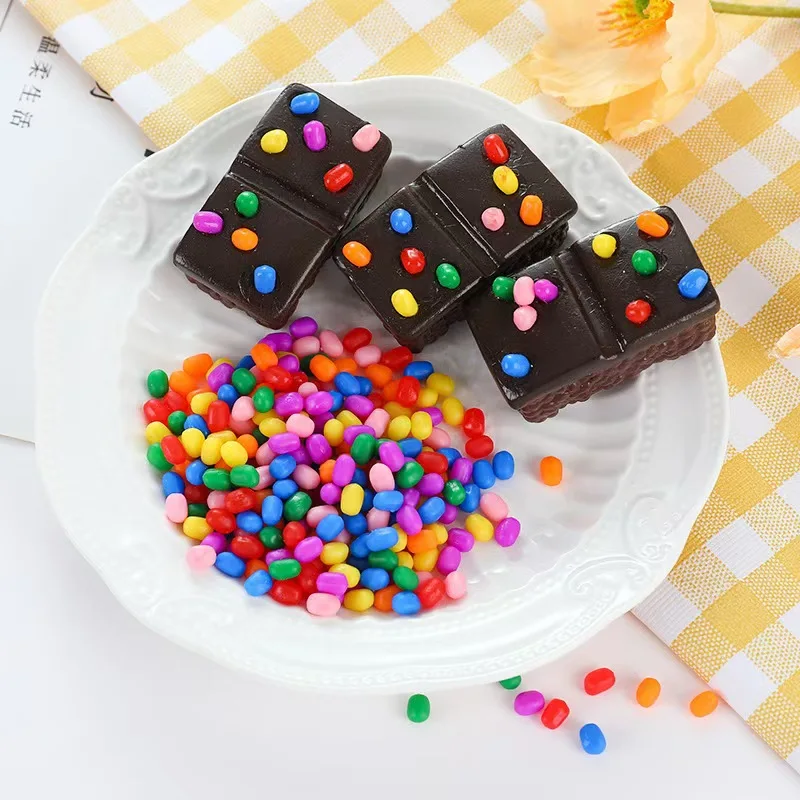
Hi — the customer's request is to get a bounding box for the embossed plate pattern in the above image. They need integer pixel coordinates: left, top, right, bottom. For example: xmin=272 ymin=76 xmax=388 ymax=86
xmin=35 ymin=78 xmax=728 ymax=693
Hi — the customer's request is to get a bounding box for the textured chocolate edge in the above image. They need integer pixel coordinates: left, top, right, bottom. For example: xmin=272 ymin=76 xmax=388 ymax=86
xmin=518 ymin=315 xmax=717 ymax=423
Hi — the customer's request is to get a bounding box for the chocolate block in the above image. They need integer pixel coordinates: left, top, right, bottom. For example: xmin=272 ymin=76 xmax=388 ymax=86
xmin=174 ymin=83 xmax=391 ymax=328
xmin=333 ymin=124 xmax=577 ymax=351
xmin=466 ymin=207 xmax=720 ymax=422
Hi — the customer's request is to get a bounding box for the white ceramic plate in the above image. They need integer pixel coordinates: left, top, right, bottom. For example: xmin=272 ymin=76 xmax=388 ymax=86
xmin=36 ymin=77 xmax=728 ymax=694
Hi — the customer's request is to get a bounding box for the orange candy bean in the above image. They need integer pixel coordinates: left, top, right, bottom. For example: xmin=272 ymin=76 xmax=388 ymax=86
xmin=342 ymin=241 xmax=372 ymax=268
xmin=636 ymin=677 xmax=661 ymax=708
xmin=636 ymin=211 xmax=669 ymax=238
xmin=374 ymin=585 xmax=401 ymax=612
xmin=383 ymin=380 xmax=399 ymax=402
xmin=319 ymin=459 xmax=336 ymax=485
xmin=251 ymin=342 xmax=278 ymax=370
xmin=406 ymin=528 xmax=438 ymax=554
xmin=334 ymin=357 xmax=358 ymax=374
xmin=238 ymin=434 xmax=259 ymax=458
xmin=169 ymin=370 xmax=196 ymax=396
xmin=690 ymin=690 xmax=719 ymax=717
xmin=231 ymin=228 xmax=258 ymax=251
xmin=520 ymin=194 xmax=543 ymax=226
xmin=540 ymin=455 xmax=563 ymax=486
xmin=244 ymin=558 xmax=268 ymax=579
xmin=365 ymin=363 xmax=393 ymax=388
xmin=310 ymin=354 xmax=337 ymax=382
xmin=183 ymin=353 xmax=213 ymax=378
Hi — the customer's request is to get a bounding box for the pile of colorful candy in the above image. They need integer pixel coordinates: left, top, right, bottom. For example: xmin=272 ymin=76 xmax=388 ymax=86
xmin=142 ymin=319 xmax=519 ymax=616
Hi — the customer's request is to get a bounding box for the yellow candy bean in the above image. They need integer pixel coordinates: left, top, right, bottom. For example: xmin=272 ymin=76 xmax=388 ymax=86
xmin=391 ymin=530 xmax=408 ymax=552
xmin=180 ymin=428 xmax=205 ymax=459
xmin=330 ymin=563 xmax=360 ymax=588
xmin=592 ymin=233 xmax=617 ymax=259
xmin=387 ymin=415 xmax=412 ymax=440
xmin=323 ymin=418 xmax=344 ymax=447
xmin=391 ymin=288 xmax=418 ymax=318
xmin=259 ymin=417 xmax=287 ymax=436
xmin=396 ymin=551 xmax=414 ymax=569
xmin=208 ymin=430 xmax=236 ymax=442
xmin=340 ymin=483 xmax=365 ymax=516
xmin=145 ymin=421 xmax=170 ymax=444
xmin=190 ymin=391 xmax=217 ymax=415
xmin=413 ymin=549 xmax=439 ymax=572
xmin=252 ymin=411 xmax=271 ymax=425
xmin=410 ymin=411 xmax=433 ymax=440
xmin=220 ymin=440 xmax=248 ymax=468
xmin=343 ymin=588 xmax=374 ymax=612
xmin=260 ymin=128 xmax=288 ymax=154
xmin=200 ymin=436 xmax=223 ymax=466
xmin=183 ymin=517 xmax=211 ymax=541
xmin=427 ymin=372 xmax=455 ymax=396
xmin=336 ymin=410 xmax=361 ymax=428
xmin=321 ymin=542 xmax=349 ymax=565
xmin=493 ymin=165 xmax=519 ymax=195
xmin=430 ymin=523 xmax=448 ymax=545
xmin=466 ymin=513 xmax=495 ymax=542
xmin=384 ymin=402 xmax=410 ymax=420
xmin=417 ymin=387 xmax=438 ymax=407
xmin=441 ymin=396 xmax=465 ymax=426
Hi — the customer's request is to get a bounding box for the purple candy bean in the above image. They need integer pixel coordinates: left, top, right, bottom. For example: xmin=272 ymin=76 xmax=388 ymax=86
xmin=450 ymin=457 xmax=473 ymax=485
xmin=514 ymin=691 xmax=545 ymax=716
xmin=278 ymin=354 xmax=300 ymax=373
xmin=440 ymin=503 xmax=458 ymax=524
xmin=293 ymin=536 xmax=323 ymax=563
xmin=494 ymin=516 xmax=521 ymax=548
xmin=332 ymin=454 xmax=356 ymax=487
xmin=396 ymin=504 xmax=422 ymax=536
xmin=317 ymin=571 xmax=348 ymax=597
xmin=207 ymin=363 xmax=234 ymax=392
xmin=447 ymin=528 xmax=475 ymax=552
xmin=417 ymin=473 xmax=444 ymax=497
xmin=305 ymin=391 xmax=334 ymax=415
xmin=265 ymin=548 xmax=291 ymax=564
xmin=402 ymin=488 xmax=420 ymax=507
xmin=534 ymin=279 xmax=559 ymax=303
xmin=201 ymin=531 xmax=227 ymax=553
xmin=306 ymin=433 xmax=332 ymax=464
xmin=268 ymin=432 xmax=301 ymax=454
xmin=274 ymin=391 xmax=304 ymax=417
xmin=289 ymin=316 xmax=319 ymax=338
xmin=302 ymin=120 xmax=327 ymax=152
xmin=320 ymin=483 xmax=342 ymax=504
xmin=290 ymin=447 xmax=310 ymax=466
xmin=422 ymin=406 xmax=443 ymax=426
xmin=344 ymin=395 xmax=374 ymax=419
xmin=343 ymin=425 xmax=376 ymax=445
xmin=437 ymin=545 xmax=461 ymax=575
xmin=192 ymin=210 xmax=223 ymax=234
xmin=313 ymin=412 xmax=334 ymax=434
xmin=262 ymin=332 xmax=293 ymax=352
xmin=378 ymin=441 xmax=404 ymax=472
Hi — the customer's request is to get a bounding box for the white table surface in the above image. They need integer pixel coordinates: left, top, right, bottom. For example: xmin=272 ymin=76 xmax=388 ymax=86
xmin=1 ymin=435 xmax=797 ymax=798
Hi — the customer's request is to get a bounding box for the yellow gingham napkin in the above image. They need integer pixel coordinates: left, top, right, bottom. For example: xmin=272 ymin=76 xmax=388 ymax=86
xmin=22 ymin=0 xmax=800 ymax=769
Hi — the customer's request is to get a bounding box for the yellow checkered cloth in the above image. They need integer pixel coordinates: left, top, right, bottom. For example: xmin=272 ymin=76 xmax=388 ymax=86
xmin=23 ymin=0 xmax=800 ymax=768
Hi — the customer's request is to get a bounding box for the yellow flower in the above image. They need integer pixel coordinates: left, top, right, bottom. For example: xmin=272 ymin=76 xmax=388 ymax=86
xmin=528 ymin=0 xmax=721 ymax=140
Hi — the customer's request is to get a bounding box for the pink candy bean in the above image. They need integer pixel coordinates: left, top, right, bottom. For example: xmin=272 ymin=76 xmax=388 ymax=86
xmin=479 ymin=491 xmax=508 ymax=523
xmin=364 ymin=408 xmax=389 ymax=437
xmin=354 ymin=344 xmax=381 ymax=367
xmin=186 ymin=544 xmax=217 ymax=571
xmin=255 ymin=441 xmax=276 ymax=466
xmin=307 ymin=592 xmax=341 ymax=617
xmin=367 ymin=508 xmax=391 ymax=531
xmin=513 ymin=275 xmax=535 ymax=306
xmin=229 ymin=417 xmax=253 ymax=435
xmin=293 ymin=463 xmax=321 ymax=491
xmin=285 ymin=413 xmax=315 ymax=438
xmin=292 ymin=336 xmax=321 ymax=357
xmin=165 ymin=493 xmax=188 ymax=523
xmin=298 ymin=381 xmax=318 ymax=397
xmin=206 ymin=490 xmax=227 ymax=509
xmin=423 ymin=428 xmax=450 ymax=449
xmin=445 ymin=571 xmax=467 ymax=599
xmin=319 ymin=330 xmax=344 ymax=358
xmin=231 ymin=395 xmax=255 ymax=422
xmin=369 ymin=462 xmax=395 ymax=492
xmin=255 ymin=465 xmax=274 ymax=490
xmin=306 ymin=505 xmax=338 ymax=528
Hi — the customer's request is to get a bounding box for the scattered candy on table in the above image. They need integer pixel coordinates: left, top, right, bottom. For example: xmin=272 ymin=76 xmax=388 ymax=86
xmin=143 ymin=319 xmax=520 ymax=617
xmin=636 ymin=677 xmax=661 ymax=708
xmin=690 ymin=690 xmax=719 ymax=717
xmin=499 ymin=676 xmax=522 ymax=690
xmin=584 ymin=667 xmax=616 ymax=696
xmin=407 ymin=694 xmax=431 ymax=723
xmin=541 ymin=698 xmax=570 ymax=729
xmin=540 ymin=455 xmax=563 ymax=487
xmin=579 ymin=723 xmax=607 ymax=755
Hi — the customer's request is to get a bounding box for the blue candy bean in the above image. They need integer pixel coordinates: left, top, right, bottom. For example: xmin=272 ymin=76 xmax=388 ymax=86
xmin=317 ymin=513 xmax=345 ymax=542
xmin=365 ymin=526 xmax=399 ymax=552
xmin=216 ymin=383 xmax=239 ymax=407
xmin=185 ymin=459 xmax=208 ymax=486
xmin=162 ymin=472 xmax=185 ymax=496
xmin=678 ymin=268 xmax=709 ymax=299
xmin=492 ymin=450 xmax=515 ymax=480
xmin=334 ymin=372 xmax=361 ymax=396
xmin=373 ymin=490 xmax=404 ymax=512
xmin=261 ymin=495 xmax=284 ymax=525
xmin=215 ymin=552 xmax=245 ymax=578
xmin=343 ymin=513 xmax=368 ymax=535
xmin=472 ymin=459 xmax=496 ymax=490
xmin=418 ymin=496 xmax=445 ymax=524
xmin=403 ymin=360 xmax=433 ymax=379
xmin=579 ymin=723 xmax=606 ymax=755
xmin=254 ymin=265 xmax=277 ymax=295
xmin=501 ymin=353 xmax=531 ymax=378
xmin=460 ymin=483 xmax=481 ymax=512
xmin=398 ymin=438 xmax=423 ymax=457
xmin=272 ymin=478 xmax=298 ymax=499
xmin=360 ymin=568 xmax=390 ymax=591
xmin=236 ymin=510 xmax=263 ymax=533
xmin=270 ymin=454 xmax=297 ymax=480
xmin=390 ymin=208 xmax=413 ymax=235
xmin=244 ymin=570 xmax=273 ymax=596
xmin=289 ymin=91 xmax=320 ymax=114
xmin=184 ymin=414 xmax=210 ymax=435
xmin=392 ymin=591 xmax=421 ymax=615
xmin=350 ymin=534 xmax=371 ymax=558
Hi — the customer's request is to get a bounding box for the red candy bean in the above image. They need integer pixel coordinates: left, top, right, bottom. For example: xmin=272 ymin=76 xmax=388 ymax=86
xmin=342 ymin=327 xmax=372 ymax=353
xmin=263 ymin=366 xmax=294 ymax=391
xmin=541 ymin=699 xmax=570 ymax=729
xmin=206 ymin=508 xmax=236 ymax=534
xmin=290 ymin=371 xmax=308 ymax=391
xmin=462 ymin=407 xmax=485 ymax=438
xmin=297 ymin=560 xmax=325 ymax=596
xmin=143 ymin=399 xmax=169 ymax=424
xmin=368 ymin=392 xmax=385 ymax=409
xmin=396 ymin=376 xmax=420 ymax=407
xmin=380 ymin=346 xmax=413 ymax=372
xmin=417 ymin=451 xmax=449 ymax=474
xmin=465 ymin=435 xmax=493 ymax=459
xmin=282 ymin=521 xmax=307 ymax=550
xmin=417 ymin=577 xmax=446 ymax=609
xmin=160 ymin=435 xmax=187 ymax=465
xmin=225 ymin=488 xmax=257 ymax=513
xmin=164 ymin=390 xmax=189 ymax=413
xmin=207 ymin=400 xmax=230 ymax=433
xmin=483 ymin=133 xmax=509 ymax=165
xmin=184 ymin=484 xmax=209 ymax=504
xmin=584 ymin=667 xmax=616 ymax=696
xmin=269 ymin=579 xmax=304 ymax=605
xmin=400 ymin=247 xmax=426 ymax=275
xmin=323 ymin=163 xmax=353 ymax=193
xmin=230 ymin=534 xmax=266 ymax=561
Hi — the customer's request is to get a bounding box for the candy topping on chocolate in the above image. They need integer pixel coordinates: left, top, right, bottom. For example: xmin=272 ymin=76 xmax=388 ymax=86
xmin=493 ymin=165 xmax=519 ymax=195
xmin=625 ymin=299 xmax=652 ymax=325
xmin=678 ymin=268 xmax=709 ymax=299
xmin=324 ymin=163 xmax=353 ymax=193
xmin=289 ymin=91 xmax=320 ymax=115
xmin=435 ymin=263 xmax=461 ymax=289
xmin=533 ymin=279 xmax=559 ymax=303
xmin=513 ymin=306 xmax=537 ymax=331
xmin=235 ymin=191 xmax=259 ymax=218
xmin=481 ymin=207 xmax=505 ymax=231
xmin=231 ymin=228 xmax=258 ymax=251
xmin=400 ymin=247 xmax=426 ymax=275
xmin=303 ymin=120 xmax=326 ymax=151
xmin=519 ymin=194 xmax=543 ymax=226
xmin=342 ymin=241 xmax=371 ymax=268
xmin=392 ymin=289 xmax=418 ymax=317
xmin=592 ymin=233 xmax=616 ymax=258
xmin=636 ymin=210 xmax=669 ymax=238
xmin=260 ymin=129 xmax=288 ymax=153
xmin=483 ymin=133 xmax=509 ymax=165
xmin=632 ymin=249 xmax=657 ymax=276
xmin=352 ymin=123 xmax=380 ymax=152
xmin=390 ymin=208 xmax=413 ymax=234
xmin=253 ymin=265 xmax=277 ymax=295
xmin=492 ymin=276 xmax=515 ymax=301
xmin=501 ymin=353 xmax=531 ymax=378
xmin=513 ymin=276 xmax=535 ymax=306
xmin=193 ymin=210 xmax=223 ymax=234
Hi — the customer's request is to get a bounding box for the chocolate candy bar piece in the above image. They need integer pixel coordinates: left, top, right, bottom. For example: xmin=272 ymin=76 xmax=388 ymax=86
xmin=174 ymin=83 xmax=391 ymax=328
xmin=467 ymin=207 xmax=720 ymax=422
xmin=333 ymin=124 xmax=577 ymax=351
